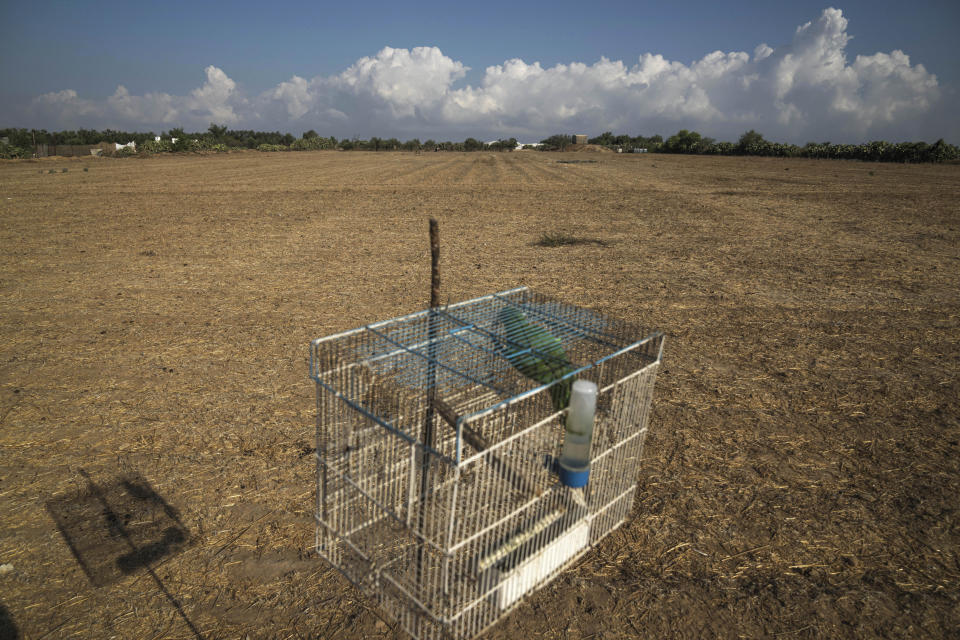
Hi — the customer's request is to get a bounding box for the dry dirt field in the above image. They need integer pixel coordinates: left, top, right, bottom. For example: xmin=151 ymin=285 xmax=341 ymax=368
xmin=1 ymin=150 xmax=958 ymax=639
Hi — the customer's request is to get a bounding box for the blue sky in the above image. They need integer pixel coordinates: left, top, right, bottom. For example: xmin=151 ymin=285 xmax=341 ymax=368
xmin=1 ymin=1 xmax=957 ymax=142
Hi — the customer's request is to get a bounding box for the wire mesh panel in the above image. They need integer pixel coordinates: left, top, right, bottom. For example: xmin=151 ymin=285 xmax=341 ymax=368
xmin=311 ymin=286 xmax=664 ymax=640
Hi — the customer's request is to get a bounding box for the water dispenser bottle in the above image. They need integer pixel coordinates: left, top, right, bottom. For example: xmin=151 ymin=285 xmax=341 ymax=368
xmin=558 ymin=380 xmax=598 ymax=488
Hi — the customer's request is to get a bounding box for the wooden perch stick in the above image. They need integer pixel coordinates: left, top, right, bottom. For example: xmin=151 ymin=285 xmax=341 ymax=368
xmin=417 ymin=219 xmax=441 ymax=582
xmin=432 ymin=397 xmax=536 ymax=497
xmin=429 ymin=218 xmax=440 ymax=308
xmin=416 ymin=218 xmax=538 ymax=591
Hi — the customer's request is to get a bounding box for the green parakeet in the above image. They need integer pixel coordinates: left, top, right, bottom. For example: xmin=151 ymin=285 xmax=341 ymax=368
xmin=498 ymin=306 xmax=574 ymax=411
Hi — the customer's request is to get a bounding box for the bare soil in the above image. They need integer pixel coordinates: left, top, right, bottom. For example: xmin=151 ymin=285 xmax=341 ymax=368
xmin=1 ymin=150 xmax=958 ymax=639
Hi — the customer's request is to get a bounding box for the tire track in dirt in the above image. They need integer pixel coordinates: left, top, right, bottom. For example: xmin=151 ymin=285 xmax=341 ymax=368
xmin=514 ymin=155 xmax=572 ymax=185
xmin=465 ymin=155 xmax=499 ymax=185
xmin=504 ymin=154 xmax=551 ymax=186
xmin=505 ymin=153 xmax=533 ymax=186
xmin=528 ymin=156 xmax=608 ymax=187
xmin=261 ymin=153 xmax=411 ymax=187
xmin=489 ymin=153 xmax=510 ymax=185
xmin=283 ymin=156 xmax=380 ymax=185
xmin=328 ymin=154 xmax=413 ymax=186
xmin=414 ymin=155 xmax=479 ymax=184
xmin=559 ymin=162 xmax=610 ymax=188
xmin=445 ymin=155 xmax=484 ymax=185
xmin=381 ymin=156 xmax=462 ymax=185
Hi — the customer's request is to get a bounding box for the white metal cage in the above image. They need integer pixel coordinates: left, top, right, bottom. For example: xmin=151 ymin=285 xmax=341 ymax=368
xmin=310 ymin=287 xmax=664 ymax=639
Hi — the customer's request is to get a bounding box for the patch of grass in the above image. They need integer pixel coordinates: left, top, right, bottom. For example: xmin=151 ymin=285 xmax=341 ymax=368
xmin=536 ymin=233 xmax=607 ymax=247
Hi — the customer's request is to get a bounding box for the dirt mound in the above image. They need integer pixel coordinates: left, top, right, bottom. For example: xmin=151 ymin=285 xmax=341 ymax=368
xmin=565 ymin=143 xmax=612 ymax=152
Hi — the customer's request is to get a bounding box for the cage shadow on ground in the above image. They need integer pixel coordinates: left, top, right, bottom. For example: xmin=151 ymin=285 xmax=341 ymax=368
xmin=46 ymin=469 xmax=202 ymax=638
xmin=0 ymin=602 xmax=19 ymax=640
xmin=46 ymin=471 xmax=190 ymax=587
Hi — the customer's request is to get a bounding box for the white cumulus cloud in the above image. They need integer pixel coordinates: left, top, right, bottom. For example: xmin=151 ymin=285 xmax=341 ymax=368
xmin=22 ymin=8 xmax=952 ymax=143
xmin=107 ymin=86 xmax=178 ymax=124
xmin=187 ymin=65 xmax=243 ymax=124
xmin=33 ymin=65 xmax=244 ymax=130
xmin=335 ymin=46 xmax=467 ymax=117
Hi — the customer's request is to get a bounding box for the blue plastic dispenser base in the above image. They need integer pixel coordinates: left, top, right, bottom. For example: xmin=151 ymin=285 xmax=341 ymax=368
xmin=558 ymin=462 xmax=590 ymax=488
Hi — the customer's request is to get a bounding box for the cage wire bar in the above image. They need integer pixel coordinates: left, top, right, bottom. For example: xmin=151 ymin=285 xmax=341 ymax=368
xmin=311 ymin=286 xmax=664 ymax=640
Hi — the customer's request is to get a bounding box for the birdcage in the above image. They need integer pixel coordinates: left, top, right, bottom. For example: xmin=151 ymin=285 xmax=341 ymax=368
xmin=310 ymin=286 xmax=664 ymax=640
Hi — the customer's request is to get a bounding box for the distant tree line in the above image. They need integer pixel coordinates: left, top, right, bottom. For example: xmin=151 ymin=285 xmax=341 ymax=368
xmin=0 ymin=125 xmax=296 ymax=149
xmin=1 ymin=127 xmax=156 ymax=147
xmin=0 ymin=124 xmax=525 ymax=157
xmin=659 ymin=129 xmax=959 ymax=163
xmin=2 ymin=124 xmax=957 ymax=162
xmin=538 ymin=129 xmax=958 ymax=163
xmin=538 ymin=132 xmax=665 ymax=151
